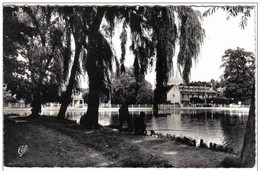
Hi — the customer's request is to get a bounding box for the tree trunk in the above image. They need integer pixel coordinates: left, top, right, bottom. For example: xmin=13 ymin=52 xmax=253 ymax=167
xmin=80 ymin=32 xmax=100 ymax=129
xmin=57 ymin=45 xmax=81 ymax=119
xmin=30 ymin=92 xmax=42 ymax=117
xmin=153 ymin=86 xmax=165 ymax=117
xmin=79 ymin=9 xmax=105 ymax=129
xmin=240 ymin=85 xmax=255 ymax=167
xmin=30 ymin=67 xmax=42 ymax=117
xmin=80 ymin=78 xmax=100 ymax=129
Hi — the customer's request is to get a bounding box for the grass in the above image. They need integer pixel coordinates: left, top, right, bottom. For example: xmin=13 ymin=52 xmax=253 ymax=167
xmin=220 ymin=157 xmax=244 ymax=168
xmin=4 ymin=115 xmax=172 ymax=167
xmin=4 ymin=118 xmax=99 ymax=167
xmin=4 ymin=115 xmax=240 ymax=167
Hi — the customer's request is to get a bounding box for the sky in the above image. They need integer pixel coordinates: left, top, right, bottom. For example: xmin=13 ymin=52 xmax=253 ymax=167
xmin=189 ymin=7 xmax=255 ymax=82
xmin=145 ymin=7 xmax=256 ymax=88
xmin=78 ymin=6 xmax=256 ymax=89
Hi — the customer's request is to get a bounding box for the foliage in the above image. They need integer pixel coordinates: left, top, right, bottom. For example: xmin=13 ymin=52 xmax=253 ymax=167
xmin=136 ymin=81 xmax=154 ymax=104
xmin=41 ymin=83 xmax=62 ymax=103
xmin=3 ymin=6 xmax=71 ymax=108
xmin=176 ymin=7 xmax=205 ymax=84
xmin=209 ymin=79 xmax=225 ymax=91
xmin=3 ymin=96 xmax=18 ymax=104
xmin=111 ymin=68 xmax=154 ymax=104
xmin=204 ymin=5 xmax=256 ymax=168
xmin=145 ymin=7 xmax=205 ymax=104
xmin=207 ymin=97 xmax=228 ymax=104
xmin=77 ymin=6 xmax=205 ymax=127
xmin=82 ymin=89 xmax=109 ymax=103
xmin=203 ymin=6 xmax=254 ymax=29
xmin=103 ymin=6 xmax=205 ymax=105
xmin=190 ymin=97 xmax=204 ymax=104
xmin=221 ymin=47 xmax=255 ymax=103
xmin=3 ymin=7 xmax=35 ymax=103
xmin=4 ymin=5 xmax=205 ymax=124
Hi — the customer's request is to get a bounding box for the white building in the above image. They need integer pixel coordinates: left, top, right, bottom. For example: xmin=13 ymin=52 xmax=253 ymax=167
xmin=167 ymin=84 xmax=217 ymax=104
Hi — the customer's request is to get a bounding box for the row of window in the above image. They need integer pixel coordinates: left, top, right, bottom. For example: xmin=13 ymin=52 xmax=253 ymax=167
xmin=179 ymin=87 xmax=210 ymax=91
xmin=172 ymin=94 xmax=216 ymax=98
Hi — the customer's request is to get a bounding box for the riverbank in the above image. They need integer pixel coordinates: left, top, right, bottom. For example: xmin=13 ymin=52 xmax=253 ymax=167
xmin=4 ymin=115 xmax=238 ymax=168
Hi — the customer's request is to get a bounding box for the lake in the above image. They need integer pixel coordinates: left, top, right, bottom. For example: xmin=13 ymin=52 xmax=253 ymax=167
xmin=63 ymin=108 xmax=248 ymax=153
xmin=6 ymin=108 xmax=249 ymax=154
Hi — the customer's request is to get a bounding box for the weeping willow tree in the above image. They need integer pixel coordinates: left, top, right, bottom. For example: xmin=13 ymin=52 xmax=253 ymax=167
xmin=57 ymin=7 xmax=92 ymax=120
xmin=57 ymin=6 xmax=205 ymax=128
xmin=150 ymin=7 xmax=205 ymax=115
xmin=54 ymin=6 xmax=205 ymax=129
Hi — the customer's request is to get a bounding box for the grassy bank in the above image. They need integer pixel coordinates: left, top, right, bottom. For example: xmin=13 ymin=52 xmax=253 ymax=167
xmin=4 ymin=115 xmax=237 ymax=167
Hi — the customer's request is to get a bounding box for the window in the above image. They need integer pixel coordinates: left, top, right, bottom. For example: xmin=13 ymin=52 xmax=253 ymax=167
xmin=172 ymin=94 xmax=175 ymax=97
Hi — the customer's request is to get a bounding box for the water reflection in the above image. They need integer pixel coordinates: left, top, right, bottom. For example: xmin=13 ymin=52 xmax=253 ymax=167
xmin=96 ymin=109 xmax=247 ymax=153
xmin=149 ymin=110 xmax=248 ymax=153
xmin=6 ymin=108 xmax=248 ymax=153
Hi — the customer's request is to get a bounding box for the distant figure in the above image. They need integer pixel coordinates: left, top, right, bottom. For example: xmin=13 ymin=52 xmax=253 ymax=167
xmin=134 ymin=112 xmax=147 ymax=135
xmin=119 ymin=103 xmax=132 ymax=132
xmin=153 ymin=103 xmax=159 ymax=117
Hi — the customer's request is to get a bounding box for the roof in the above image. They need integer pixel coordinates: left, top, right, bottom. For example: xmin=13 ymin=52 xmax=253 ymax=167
xmin=166 ymin=85 xmax=175 ymax=93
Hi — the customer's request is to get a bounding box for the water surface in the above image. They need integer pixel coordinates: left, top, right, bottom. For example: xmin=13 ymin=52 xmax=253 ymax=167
xmin=64 ymin=109 xmax=248 ymax=153
xmin=6 ymin=108 xmax=249 ymax=153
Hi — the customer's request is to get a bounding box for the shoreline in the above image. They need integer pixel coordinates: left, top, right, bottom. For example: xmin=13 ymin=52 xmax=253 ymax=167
xmin=3 ymin=106 xmax=249 ymax=114
xmin=4 ymin=115 xmax=239 ymax=168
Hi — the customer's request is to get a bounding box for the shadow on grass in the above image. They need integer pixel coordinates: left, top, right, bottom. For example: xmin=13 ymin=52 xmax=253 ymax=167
xmin=4 ymin=115 xmax=173 ymax=167
xmin=116 ymin=153 xmax=172 ymax=167
xmin=219 ymin=157 xmax=245 ymax=168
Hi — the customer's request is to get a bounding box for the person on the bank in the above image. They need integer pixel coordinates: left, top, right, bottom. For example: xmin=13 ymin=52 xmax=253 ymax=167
xmin=119 ymin=102 xmax=132 ymax=132
xmin=134 ymin=112 xmax=147 ymax=135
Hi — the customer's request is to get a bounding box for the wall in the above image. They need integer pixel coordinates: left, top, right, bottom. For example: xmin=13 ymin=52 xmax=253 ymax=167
xmin=167 ymin=85 xmax=181 ymax=104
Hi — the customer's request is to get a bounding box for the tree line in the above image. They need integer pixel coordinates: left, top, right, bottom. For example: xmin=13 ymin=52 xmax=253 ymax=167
xmin=82 ymin=68 xmax=154 ymax=104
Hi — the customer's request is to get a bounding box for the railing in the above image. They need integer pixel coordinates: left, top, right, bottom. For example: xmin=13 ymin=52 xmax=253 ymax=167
xmin=100 ymin=103 xmax=153 ymax=109
xmin=3 ymin=103 xmax=31 ymax=109
xmin=158 ymin=104 xmax=181 ymax=109
xmin=3 ymin=103 xmax=154 ymax=109
xmin=4 ymin=102 xmax=249 ymax=110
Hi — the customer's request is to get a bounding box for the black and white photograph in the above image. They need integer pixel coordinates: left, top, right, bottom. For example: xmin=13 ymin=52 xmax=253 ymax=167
xmin=2 ymin=1 xmax=257 ymax=169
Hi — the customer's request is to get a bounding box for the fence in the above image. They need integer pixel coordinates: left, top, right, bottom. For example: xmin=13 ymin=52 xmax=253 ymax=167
xmin=3 ymin=102 xmax=154 ymax=109
xmin=3 ymin=102 xmax=249 ymax=110
xmin=101 ymin=103 xmax=153 ymax=109
xmin=3 ymin=103 xmax=31 ymax=109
